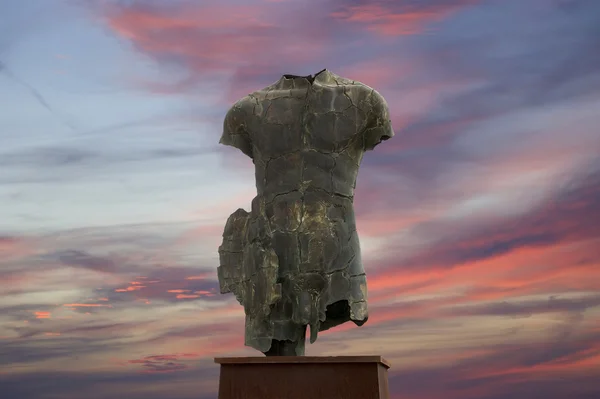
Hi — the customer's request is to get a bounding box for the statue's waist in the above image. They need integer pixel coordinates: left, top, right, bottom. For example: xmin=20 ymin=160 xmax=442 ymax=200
xmin=248 ymin=191 xmax=356 ymax=232
xmin=256 ymin=184 xmax=356 ymax=202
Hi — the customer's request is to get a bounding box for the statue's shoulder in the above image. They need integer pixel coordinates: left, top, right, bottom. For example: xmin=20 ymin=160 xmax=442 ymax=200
xmin=247 ymin=83 xmax=282 ymax=102
xmin=327 ymin=72 xmax=371 ymax=91
xmin=325 ymin=73 xmax=382 ymax=112
xmin=326 ymin=72 xmax=374 ymax=100
xmin=227 ymin=94 xmax=255 ymax=117
xmin=332 ymin=74 xmax=364 ymax=87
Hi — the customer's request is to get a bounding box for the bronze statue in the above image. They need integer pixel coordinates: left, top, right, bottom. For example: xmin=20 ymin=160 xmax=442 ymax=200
xmin=217 ymin=69 xmax=394 ymax=356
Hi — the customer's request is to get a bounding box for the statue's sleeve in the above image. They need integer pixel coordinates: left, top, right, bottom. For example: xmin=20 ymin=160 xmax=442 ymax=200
xmin=362 ymin=89 xmax=394 ymax=151
xmin=219 ymin=98 xmax=253 ymax=159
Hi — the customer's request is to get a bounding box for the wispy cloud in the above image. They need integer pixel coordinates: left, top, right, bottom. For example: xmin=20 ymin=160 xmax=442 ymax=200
xmin=330 ymin=0 xmax=480 ymax=36
xmin=1 ymin=0 xmax=599 ymax=398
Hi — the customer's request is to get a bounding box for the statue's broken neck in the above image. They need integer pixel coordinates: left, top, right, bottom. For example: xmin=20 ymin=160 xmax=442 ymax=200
xmin=283 ymin=68 xmax=328 ymax=83
xmin=277 ymin=68 xmax=335 ymax=89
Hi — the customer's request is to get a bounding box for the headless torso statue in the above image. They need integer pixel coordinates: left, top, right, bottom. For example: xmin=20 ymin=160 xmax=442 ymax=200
xmin=217 ymin=69 xmax=394 ymax=356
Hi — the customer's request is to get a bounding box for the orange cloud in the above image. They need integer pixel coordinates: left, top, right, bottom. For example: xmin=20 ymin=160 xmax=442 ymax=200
xmin=176 ymin=294 xmax=200 ymax=299
xmin=167 ymin=289 xmax=190 ymax=293
xmin=194 ymin=290 xmax=215 ymax=297
xmin=185 ymin=274 xmax=211 ymax=280
xmin=34 ymin=311 xmax=51 ymax=319
xmin=115 ymin=285 xmax=146 ymax=292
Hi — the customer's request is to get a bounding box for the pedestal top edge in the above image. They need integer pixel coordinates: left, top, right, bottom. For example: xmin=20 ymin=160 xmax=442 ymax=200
xmin=214 ymin=356 xmax=391 ymax=368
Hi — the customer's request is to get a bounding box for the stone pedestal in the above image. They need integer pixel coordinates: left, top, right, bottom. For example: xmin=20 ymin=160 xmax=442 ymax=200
xmin=214 ymin=356 xmax=391 ymax=399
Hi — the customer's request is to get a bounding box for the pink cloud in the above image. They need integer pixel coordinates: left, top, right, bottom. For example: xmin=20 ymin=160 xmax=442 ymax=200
xmin=331 ymin=1 xmax=479 ymax=36
xmin=338 ymin=58 xmax=415 ymax=89
xmin=0 ymin=236 xmax=36 ymax=262
xmin=100 ymin=1 xmax=332 ymax=100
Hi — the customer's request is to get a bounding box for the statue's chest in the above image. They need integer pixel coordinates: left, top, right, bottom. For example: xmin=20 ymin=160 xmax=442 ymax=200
xmin=249 ymin=86 xmax=367 ymax=157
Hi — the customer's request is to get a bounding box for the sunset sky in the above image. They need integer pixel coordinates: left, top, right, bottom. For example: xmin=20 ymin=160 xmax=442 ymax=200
xmin=1 ymin=0 xmax=599 ymax=398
